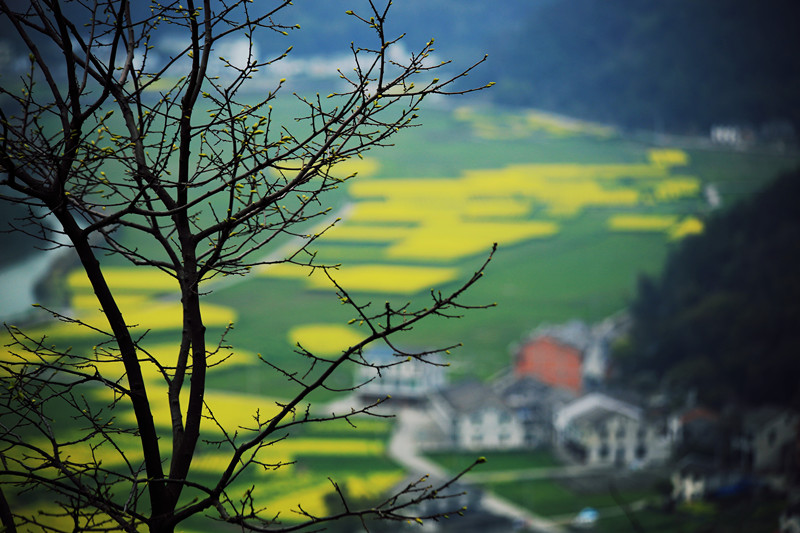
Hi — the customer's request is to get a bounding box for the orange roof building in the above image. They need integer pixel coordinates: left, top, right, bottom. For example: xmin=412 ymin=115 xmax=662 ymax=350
xmin=514 ymin=335 xmax=583 ymax=394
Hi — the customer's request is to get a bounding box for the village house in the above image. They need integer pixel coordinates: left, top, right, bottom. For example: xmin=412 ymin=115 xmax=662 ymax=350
xmin=355 ymin=348 xmax=446 ymax=403
xmin=736 ymin=407 xmax=799 ymax=475
xmin=670 ymin=406 xmax=800 ymax=504
xmin=554 ymin=392 xmax=671 ymax=467
xmin=512 ymin=316 xmax=628 ymax=394
xmin=495 ymin=374 xmax=576 ymax=447
xmin=428 ymin=379 xmax=526 ymax=451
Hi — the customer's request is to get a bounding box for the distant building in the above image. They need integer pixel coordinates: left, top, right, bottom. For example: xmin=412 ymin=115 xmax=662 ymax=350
xmin=429 ymin=380 xmax=525 ymax=451
xmin=495 ymin=375 xmax=576 ymax=447
xmin=515 ymin=332 xmax=584 ymax=394
xmin=710 ymin=124 xmax=755 ymax=148
xmin=355 ymin=348 xmax=446 ymax=402
xmin=513 ymin=316 xmax=628 ymax=394
xmin=738 ymin=407 xmax=799 ymax=474
xmin=554 ymin=392 xmax=671 ymax=467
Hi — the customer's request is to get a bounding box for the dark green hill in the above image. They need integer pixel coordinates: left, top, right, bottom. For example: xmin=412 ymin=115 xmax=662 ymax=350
xmin=487 ymin=0 xmax=800 ymax=135
xmin=615 ymin=168 xmax=800 ymax=408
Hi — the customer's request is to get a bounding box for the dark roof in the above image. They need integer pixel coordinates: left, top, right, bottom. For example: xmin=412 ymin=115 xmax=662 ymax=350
xmin=496 ymin=375 xmax=577 ymax=408
xmin=438 ymin=379 xmax=508 ymax=415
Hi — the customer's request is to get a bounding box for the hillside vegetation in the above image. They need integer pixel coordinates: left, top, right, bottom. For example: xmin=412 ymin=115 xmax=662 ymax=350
xmin=615 ymin=168 xmax=800 ymax=408
xmin=486 ymin=0 xmax=800 ymax=134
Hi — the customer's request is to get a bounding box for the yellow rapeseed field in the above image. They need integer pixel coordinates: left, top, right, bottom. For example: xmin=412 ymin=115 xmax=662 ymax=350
xmin=385 ymin=219 xmax=558 ymax=261
xmin=112 ymin=388 xmax=285 ymax=434
xmin=607 ymin=214 xmax=678 ymax=231
xmin=323 ymin=224 xmax=410 ymax=243
xmin=344 ymin=471 xmax=405 ymax=500
xmin=34 ymin=300 xmax=236 ymax=338
xmin=253 ymin=475 xmax=332 ymax=518
xmin=67 ymin=267 xmax=176 ymax=293
xmin=254 ymin=469 xmax=404 ymax=521
xmin=188 ymin=438 xmax=385 ymax=476
xmin=262 ymin=148 xmax=699 ymax=295
xmin=264 ymin=262 xmax=459 ymax=295
xmin=654 ymin=177 xmax=701 ymax=201
xmin=287 ymin=323 xmax=364 ymax=355
xmin=454 ymin=106 xmax=615 ymax=139
xmin=669 ymin=216 xmax=705 ymax=240
xmin=648 ymin=148 xmax=689 ymax=168
xmin=270 ymin=157 xmax=380 ymax=180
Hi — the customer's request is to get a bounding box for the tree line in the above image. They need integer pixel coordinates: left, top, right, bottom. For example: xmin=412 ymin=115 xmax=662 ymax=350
xmin=614 ymin=168 xmax=800 ymax=408
xmin=486 ymin=0 xmax=800 ymax=135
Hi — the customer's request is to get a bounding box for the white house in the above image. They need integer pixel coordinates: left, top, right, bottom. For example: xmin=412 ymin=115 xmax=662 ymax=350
xmin=355 ymin=348 xmax=446 ymax=401
xmin=429 ymin=380 xmax=526 ymax=451
xmin=739 ymin=407 xmax=799 ymax=473
xmin=554 ymin=393 xmax=671 ymax=466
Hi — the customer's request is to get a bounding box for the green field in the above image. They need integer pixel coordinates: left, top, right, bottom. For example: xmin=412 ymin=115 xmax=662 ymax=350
xmin=197 ymin=105 xmax=800 ymax=391
xmin=4 ymin=103 xmax=799 ymax=527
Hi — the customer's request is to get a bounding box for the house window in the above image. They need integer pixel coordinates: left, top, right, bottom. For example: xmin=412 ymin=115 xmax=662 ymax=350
xmin=616 ymin=426 xmax=626 ymax=439
xmin=635 ymin=444 xmax=647 ymax=459
xmin=636 ymin=428 xmax=646 ymax=440
xmin=471 ymin=412 xmax=482 ymax=425
xmin=615 ymin=447 xmax=626 ymax=465
xmin=599 ymin=444 xmax=609 ymax=459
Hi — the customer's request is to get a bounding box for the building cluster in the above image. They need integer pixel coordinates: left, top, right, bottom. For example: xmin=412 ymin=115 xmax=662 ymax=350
xmin=356 ymin=316 xmax=800 ymax=507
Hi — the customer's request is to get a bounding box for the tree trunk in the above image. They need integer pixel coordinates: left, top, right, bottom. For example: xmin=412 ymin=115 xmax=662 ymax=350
xmin=51 ymin=205 xmax=170 ymax=521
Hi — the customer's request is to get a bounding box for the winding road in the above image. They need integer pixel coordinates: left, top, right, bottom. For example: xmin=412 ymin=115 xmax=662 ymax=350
xmin=387 ymin=407 xmax=568 ymax=533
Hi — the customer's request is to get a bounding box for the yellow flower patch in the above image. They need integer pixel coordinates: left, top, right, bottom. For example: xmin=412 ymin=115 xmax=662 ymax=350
xmin=648 ymin=148 xmax=689 ymax=168
xmin=270 ymin=157 xmax=379 ymax=180
xmin=37 ymin=300 xmax=235 ymax=338
xmin=264 ymin=263 xmax=459 ymax=295
xmin=349 ymin=177 xmax=472 ymax=201
xmin=251 ymin=468 xmax=403 ymax=522
xmin=345 ymin=471 xmax=405 ymax=500
xmin=322 ymin=264 xmax=460 ymax=293
xmin=654 ymin=177 xmax=701 ymax=201
xmin=288 ymin=323 xmax=363 ymax=355
xmin=331 ymin=157 xmax=380 ymax=178
xmin=323 ymin=224 xmax=410 ymax=243
xmin=70 ymin=293 xmax=149 ymax=312
xmin=256 ymin=476 xmax=331 ymax=519
xmin=669 ymin=217 xmax=704 ymax=240
xmin=386 ymin=219 xmax=557 ymax=261
xmin=10 ymin=434 xmax=144 ymax=475
xmin=67 ymin=267 xmax=176 ymax=293
xmin=524 ymin=110 xmax=615 ymax=138
xmin=453 ymin=106 xmax=614 ymax=139
xmin=608 ymin=215 xmax=678 ymax=231
xmin=113 ymin=388 xmax=285 ymax=434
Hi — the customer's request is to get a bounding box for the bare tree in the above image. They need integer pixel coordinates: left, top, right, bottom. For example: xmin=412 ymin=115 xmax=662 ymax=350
xmin=0 ymin=1 xmax=493 ymax=532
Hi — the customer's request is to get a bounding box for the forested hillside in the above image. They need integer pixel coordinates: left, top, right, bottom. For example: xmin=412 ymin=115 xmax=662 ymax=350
xmin=614 ymin=169 xmax=800 ymax=408
xmin=6 ymin=0 xmax=795 ymax=136
xmin=486 ymin=0 xmax=800 ymax=135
